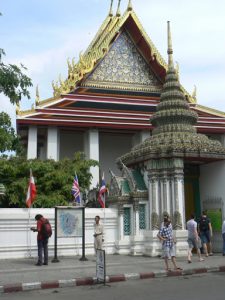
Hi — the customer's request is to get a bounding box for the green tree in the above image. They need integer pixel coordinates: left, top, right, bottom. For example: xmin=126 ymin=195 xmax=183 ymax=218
xmin=0 ymin=112 xmax=22 ymax=153
xmin=0 ymin=49 xmax=32 ymax=104
xmin=0 ymin=152 xmax=98 ymax=208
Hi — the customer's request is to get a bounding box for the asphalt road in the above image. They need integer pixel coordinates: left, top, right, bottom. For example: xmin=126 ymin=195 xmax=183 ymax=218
xmin=2 ymin=272 xmax=225 ymax=300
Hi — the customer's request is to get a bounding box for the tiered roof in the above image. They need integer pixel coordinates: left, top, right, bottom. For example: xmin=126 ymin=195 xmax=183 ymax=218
xmin=16 ymin=0 xmax=225 ymax=134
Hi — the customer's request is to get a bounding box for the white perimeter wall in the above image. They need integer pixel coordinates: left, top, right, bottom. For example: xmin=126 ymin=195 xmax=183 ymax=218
xmin=0 ymin=208 xmax=118 ymax=259
xmin=200 ymin=161 xmax=225 ymax=252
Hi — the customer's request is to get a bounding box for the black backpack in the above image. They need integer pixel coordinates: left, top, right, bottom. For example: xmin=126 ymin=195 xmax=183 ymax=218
xmin=41 ymin=219 xmax=52 ymax=239
xmin=199 ymin=217 xmax=209 ymax=232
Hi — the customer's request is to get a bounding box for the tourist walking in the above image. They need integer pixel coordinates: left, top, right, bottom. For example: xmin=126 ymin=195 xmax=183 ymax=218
xmin=198 ymin=211 xmax=213 ymax=256
xmin=157 ymin=218 xmax=182 ymax=272
xmin=187 ymin=214 xmax=204 ymax=263
xmin=93 ymin=215 xmax=104 ymax=253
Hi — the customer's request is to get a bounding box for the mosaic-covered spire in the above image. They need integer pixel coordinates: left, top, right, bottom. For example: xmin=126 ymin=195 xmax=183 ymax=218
xmin=117 ymin=22 xmax=225 ymax=166
xmin=150 ymin=21 xmax=198 ymax=136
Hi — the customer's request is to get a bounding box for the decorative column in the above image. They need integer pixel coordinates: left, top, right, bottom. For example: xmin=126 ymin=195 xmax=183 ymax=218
xmin=134 ymin=201 xmax=140 ymax=236
xmin=115 ymin=203 xmax=131 ymax=255
xmin=173 ymin=168 xmax=185 ymax=229
xmin=47 ymin=127 xmax=59 ymax=160
xmin=162 ymin=172 xmax=170 ymax=216
xmin=84 ymin=129 xmax=99 ymax=189
xmin=118 ymin=205 xmax=124 ymax=240
xmin=148 ymin=172 xmax=160 ymax=230
xmin=27 ymin=126 xmax=37 ymax=159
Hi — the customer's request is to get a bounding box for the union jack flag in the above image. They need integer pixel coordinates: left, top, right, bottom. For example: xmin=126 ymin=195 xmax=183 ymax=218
xmin=71 ymin=174 xmax=81 ymax=204
xmin=98 ymin=174 xmax=107 ymax=208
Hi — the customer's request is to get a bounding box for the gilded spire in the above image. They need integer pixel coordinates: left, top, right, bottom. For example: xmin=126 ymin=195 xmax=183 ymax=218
xmin=116 ymin=0 xmax=121 ymax=17
xmin=127 ymin=0 xmax=133 ymax=11
xmin=35 ymin=85 xmax=40 ymax=106
xmin=167 ymin=21 xmax=174 ymax=68
xmin=109 ymin=0 xmax=113 ymax=16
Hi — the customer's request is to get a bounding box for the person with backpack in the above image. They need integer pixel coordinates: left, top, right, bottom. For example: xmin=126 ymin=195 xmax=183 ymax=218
xmin=198 ymin=211 xmax=213 ymax=257
xmin=30 ymin=214 xmax=52 ymax=266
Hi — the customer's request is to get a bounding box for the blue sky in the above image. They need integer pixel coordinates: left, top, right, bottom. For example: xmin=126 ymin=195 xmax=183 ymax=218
xmin=1 ymin=0 xmax=225 ymax=127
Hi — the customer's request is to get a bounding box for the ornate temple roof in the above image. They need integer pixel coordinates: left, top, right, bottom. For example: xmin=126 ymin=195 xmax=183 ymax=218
xmin=16 ymin=0 xmax=225 ymax=132
xmin=118 ymin=22 xmax=225 ymax=166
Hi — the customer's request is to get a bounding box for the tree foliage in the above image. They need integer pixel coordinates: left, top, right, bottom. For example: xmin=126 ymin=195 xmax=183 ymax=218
xmin=0 ymin=48 xmax=32 ymax=104
xmin=0 ymin=152 xmax=98 ymax=208
xmin=0 ymin=112 xmax=22 ymax=153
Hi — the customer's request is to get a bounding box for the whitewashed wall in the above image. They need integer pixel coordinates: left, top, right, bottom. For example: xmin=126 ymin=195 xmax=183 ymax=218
xmin=200 ymin=160 xmax=225 ymax=252
xmin=0 ymin=208 xmax=118 ymax=259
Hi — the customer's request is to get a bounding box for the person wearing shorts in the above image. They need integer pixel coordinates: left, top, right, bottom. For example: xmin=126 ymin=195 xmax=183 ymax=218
xmin=198 ymin=211 xmax=213 ymax=256
xmin=187 ymin=214 xmax=204 ymax=263
xmin=157 ymin=218 xmax=182 ymax=272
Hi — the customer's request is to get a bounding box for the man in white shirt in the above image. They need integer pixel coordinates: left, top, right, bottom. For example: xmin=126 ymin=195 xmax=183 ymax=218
xmin=187 ymin=214 xmax=204 ymax=263
xmin=222 ymin=220 xmax=225 ymax=256
xmin=94 ymin=215 xmax=104 ymax=253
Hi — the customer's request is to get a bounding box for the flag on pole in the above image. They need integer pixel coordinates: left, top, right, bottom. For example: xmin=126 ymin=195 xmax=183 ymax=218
xmin=98 ymin=174 xmax=107 ymax=208
xmin=26 ymin=170 xmax=37 ymax=208
xmin=71 ymin=174 xmax=81 ymax=205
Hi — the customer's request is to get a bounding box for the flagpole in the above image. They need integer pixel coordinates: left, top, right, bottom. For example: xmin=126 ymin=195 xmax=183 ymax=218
xmin=26 ymin=169 xmax=31 ymax=258
xmin=27 ymin=206 xmax=32 ymax=257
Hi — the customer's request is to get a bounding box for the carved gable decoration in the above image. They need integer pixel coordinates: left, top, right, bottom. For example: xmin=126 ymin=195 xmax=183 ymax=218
xmin=83 ymin=30 xmax=162 ymax=92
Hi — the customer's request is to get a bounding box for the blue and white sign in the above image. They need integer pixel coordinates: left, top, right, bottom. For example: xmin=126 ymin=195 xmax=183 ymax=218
xmin=56 ymin=207 xmax=83 ymax=238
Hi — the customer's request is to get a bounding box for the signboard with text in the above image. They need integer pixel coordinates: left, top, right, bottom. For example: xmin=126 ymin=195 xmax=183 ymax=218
xmin=96 ymin=249 xmax=106 ymax=284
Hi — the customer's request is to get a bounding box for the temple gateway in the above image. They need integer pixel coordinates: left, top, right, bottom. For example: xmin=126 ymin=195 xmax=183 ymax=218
xmin=17 ymin=1 xmax=225 ymax=255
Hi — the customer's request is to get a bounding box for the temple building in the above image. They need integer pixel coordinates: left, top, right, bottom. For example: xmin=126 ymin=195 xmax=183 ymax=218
xmin=17 ymin=1 xmax=225 ymax=255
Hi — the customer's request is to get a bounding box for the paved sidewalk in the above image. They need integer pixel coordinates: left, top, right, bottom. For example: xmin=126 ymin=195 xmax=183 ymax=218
xmin=0 ymin=254 xmax=225 ymax=293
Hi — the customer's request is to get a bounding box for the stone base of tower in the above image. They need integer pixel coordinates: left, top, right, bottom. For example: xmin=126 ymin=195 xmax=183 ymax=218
xmin=173 ymin=230 xmax=188 ymax=257
xmin=143 ymin=230 xmax=162 ymax=257
xmin=130 ymin=235 xmax=145 ymax=256
xmin=114 ymin=239 xmax=131 ymax=255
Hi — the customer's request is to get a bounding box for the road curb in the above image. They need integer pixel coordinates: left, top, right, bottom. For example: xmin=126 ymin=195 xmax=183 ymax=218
xmin=1 ymin=265 xmax=225 ymax=294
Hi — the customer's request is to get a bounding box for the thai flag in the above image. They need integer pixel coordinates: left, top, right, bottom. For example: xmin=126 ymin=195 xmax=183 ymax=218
xmin=98 ymin=174 xmax=107 ymax=208
xmin=26 ymin=170 xmax=37 ymax=208
xmin=71 ymin=174 xmax=81 ymax=204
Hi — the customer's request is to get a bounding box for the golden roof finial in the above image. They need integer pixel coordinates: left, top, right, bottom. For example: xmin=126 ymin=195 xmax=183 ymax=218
xmin=167 ymin=21 xmax=174 ymax=68
xmin=192 ymin=85 xmax=197 ymax=100
xmin=127 ymin=0 xmax=133 ymax=11
xmin=109 ymin=0 xmax=114 ymax=16
xmin=35 ymin=85 xmax=40 ymax=106
xmin=116 ymin=0 xmax=121 ymax=17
